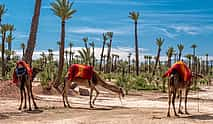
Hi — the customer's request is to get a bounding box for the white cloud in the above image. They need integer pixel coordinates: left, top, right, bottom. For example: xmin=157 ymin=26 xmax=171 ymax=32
xmin=170 ymin=25 xmax=200 ymax=35
xmin=70 ymin=27 xmax=126 ymax=35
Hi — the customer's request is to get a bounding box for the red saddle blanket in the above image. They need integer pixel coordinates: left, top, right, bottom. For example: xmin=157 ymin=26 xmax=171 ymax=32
xmin=67 ymin=64 xmax=94 ymax=81
xmin=13 ymin=60 xmax=32 ymax=84
xmin=163 ymin=61 xmax=192 ymax=81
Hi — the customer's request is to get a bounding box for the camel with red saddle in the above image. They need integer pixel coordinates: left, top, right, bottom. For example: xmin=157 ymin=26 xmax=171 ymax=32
xmin=13 ymin=60 xmax=42 ymax=111
xmin=62 ymin=64 xmax=125 ymax=108
xmin=163 ymin=61 xmax=203 ymax=117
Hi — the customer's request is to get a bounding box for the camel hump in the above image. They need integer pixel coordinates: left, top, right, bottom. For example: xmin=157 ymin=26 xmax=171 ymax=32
xmin=68 ymin=64 xmax=94 ymax=81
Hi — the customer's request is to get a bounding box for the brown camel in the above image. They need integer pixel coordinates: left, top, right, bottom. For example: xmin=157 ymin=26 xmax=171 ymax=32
xmin=15 ymin=65 xmax=42 ymax=111
xmin=167 ymin=72 xmax=203 ymax=117
xmin=62 ymin=64 xmax=125 ymax=108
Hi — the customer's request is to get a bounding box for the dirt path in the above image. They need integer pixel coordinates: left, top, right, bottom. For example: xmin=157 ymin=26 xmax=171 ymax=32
xmin=0 ymin=86 xmax=213 ymax=124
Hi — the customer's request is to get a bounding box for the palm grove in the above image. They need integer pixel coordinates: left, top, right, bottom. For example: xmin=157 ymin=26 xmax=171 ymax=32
xmin=0 ymin=0 xmax=212 ymax=94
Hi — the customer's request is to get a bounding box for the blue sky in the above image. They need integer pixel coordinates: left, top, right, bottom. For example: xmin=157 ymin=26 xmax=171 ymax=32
xmin=1 ymin=0 xmax=213 ymax=57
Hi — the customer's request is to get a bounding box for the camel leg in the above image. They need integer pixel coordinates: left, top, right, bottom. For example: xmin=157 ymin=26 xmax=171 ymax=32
xmin=185 ymin=88 xmax=190 ymax=114
xmin=30 ymin=81 xmax=38 ymax=109
xmin=172 ymin=89 xmax=179 ymax=117
xmin=167 ymin=88 xmax=171 ymax=117
xmin=65 ymin=80 xmax=71 ymax=108
xmin=92 ymin=87 xmax=99 ymax=105
xmin=178 ymin=90 xmax=184 ymax=114
xmin=26 ymin=78 xmax=32 ymax=111
xmin=62 ymin=87 xmax=67 ymax=108
xmin=18 ymin=83 xmax=24 ymax=110
xmin=90 ymin=87 xmax=94 ymax=108
xmin=23 ymin=87 xmax=27 ymax=109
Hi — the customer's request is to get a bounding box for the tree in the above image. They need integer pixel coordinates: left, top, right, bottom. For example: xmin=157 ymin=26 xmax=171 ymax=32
xmin=129 ymin=11 xmax=140 ymax=75
xmin=21 ymin=43 xmax=26 ymax=57
xmin=177 ymin=43 xmax=184 ymax=61
xmin=24 ymin=0 xmax=42 ymax=65
xmin=106 ymin=32 xmax=113 ymax=73
xmin=191 ymin=44 xmax=197 ymax=72
xmin=128 ymin=53 xmax=132 ymax=74
xmin=51 ymin=0 xmax=76 ymax=89
xmin=89 ymin=41 xmax=95 ymax=66
xmin=184 ymin=54 xmax=192 ymax=69
xmin=166 ymin=47 xmax=174 ymax=67
xmin=0 ymin=4 xmax=7 ymax=25
xmin=82 ymin=37 xmax=90 ymax=65
xmin=205 ymin=53 xmax=209 ymax=75
xmin=1 ymin=24 xmax=10 ymax=78
xmin=152 ymin=37 xmax=164 ymax=76
xmin=99 ymin=33 xmax=107 ymax=71
xmin=6 ymin=24 xmax=15 ymax=59
xmin=68 ymin=41 xmax=73 ymax=65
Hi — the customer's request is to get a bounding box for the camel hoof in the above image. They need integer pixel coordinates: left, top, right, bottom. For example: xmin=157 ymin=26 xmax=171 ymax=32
xmin=35 ymin=106 xmax=39 ymax=109
xmin=23 ymin=106 xmax=27 ymax=109
xmin=90 ymin=103 xmax=94 ymax=108
xmin=175 ymin=114 xmax=180 ymax=117
xmin=68 ymin=104 xmax=71 ymax=108
xmin=178 ymin=110 xmax=184 ymax=114
xmin=18 ymin=107 xmax=21 ymax=110
xmin=28 ymin=108 xmax=32 ymax=111
xmin=185 ymin=111 xmax=190 ymax=115
xmin=167 ymin=114 xmax=170 ymax=117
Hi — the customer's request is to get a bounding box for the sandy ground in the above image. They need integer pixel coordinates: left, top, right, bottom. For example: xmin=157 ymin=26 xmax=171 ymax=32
xmin=0 ymin=85 xmax=213 ymax=124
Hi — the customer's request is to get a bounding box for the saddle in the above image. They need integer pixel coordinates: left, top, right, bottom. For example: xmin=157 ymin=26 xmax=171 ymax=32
xmin=16 ymin=67 xmax=27 ymax=77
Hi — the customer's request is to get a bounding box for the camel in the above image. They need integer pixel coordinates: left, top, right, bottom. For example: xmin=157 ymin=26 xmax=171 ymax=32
xmin=13 ymin=61 xmax=42 ymax=111
xmin=164 ymin=61 xmax=203 ymax=117
xmin=62 ymin=64 xmax=125 ymax=108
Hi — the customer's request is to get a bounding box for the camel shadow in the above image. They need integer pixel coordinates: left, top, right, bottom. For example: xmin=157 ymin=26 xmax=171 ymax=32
xmin=23 ymin=109 xmax=43 ymax=114
xmin=181 ymin=113 xmax=213 ymax=120
xmin=0 ymin=114 xmax=9 ymax=120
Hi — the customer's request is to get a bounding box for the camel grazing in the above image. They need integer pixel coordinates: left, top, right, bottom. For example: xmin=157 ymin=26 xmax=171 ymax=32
xmin=163 ymin=61 xmax=202 ymax=117
xmin=62 ymin=64 xmax=125 ymax=108
xmin=13 ymin=61 xmax=42 ymax=111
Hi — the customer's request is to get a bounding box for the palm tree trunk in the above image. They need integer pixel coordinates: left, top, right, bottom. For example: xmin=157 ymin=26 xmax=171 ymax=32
xmin=1 ymin=32 xmax=6 ymax=77
xmin=54 ymin=20 xmax=65 ymax=89
xmin=24 ymin=0 xmax=42 ymax=65
xmin=92 ymin=47 xmax=95 ymax=66
xmin=153 ymin=48 xmax=161 ymax=76
xmin=106 ymin=39 xmax=112 ymax=73
xmin=22 ymin=48 xmax=25 ymax=57
xmin=134 ymin=21 xmax=139 ymax=76
xmin=99 ymin=39 xmax=105 ymax=71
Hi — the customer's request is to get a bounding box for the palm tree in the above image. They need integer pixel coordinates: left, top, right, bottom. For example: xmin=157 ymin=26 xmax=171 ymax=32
xmin=24 ymin=0 xmax=42 ymax=65
xmin=51 ymin=0 xmax=76 ymax=89
xmin=106 ymin=32 xmax=113 ymax=73
xmin=152 ymin=37 xmax=164 ymax=76
xmin=177 ymin=43 xmax=184 ymax=61
xmin=82 ymin=37 xmax=88 ymax=49
xmin=99 ymin=33 xmax=107 ymax=71
xmin=1 ymin=24 xmax=10 ymax=78
xmin=6 ymin=24 xmax=15 ymax=59
xmin=65 ymin=50 xmax=69 ymax=68
xmin=128 ymin=53 xmax=132 ymax=73
xmin=78 ymin=48 xmax=92 ymax=64
xmin=184 ymin=54 xmax=192 ymax=69
xmin=148 ymin=56 xmax=152 ymax=73
xmin=166 ymin=47 xmax=174 ymax=67
xmin=68 ymin=41 xmax=73 ymax=65
xmin=129 ymin=11 xmax=140 ymax=75
xmin=191 ymin=44 xmax=197 ymax=72
xmin=89 ymin=41 xmax=95 ymax=66
xmin=205 ymin=53 xmax=209 ymax=75
xmin=0 ymin=4 xmax=7 ymax=25
xmin=21 ymin=43 xmax=25 ymax=58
